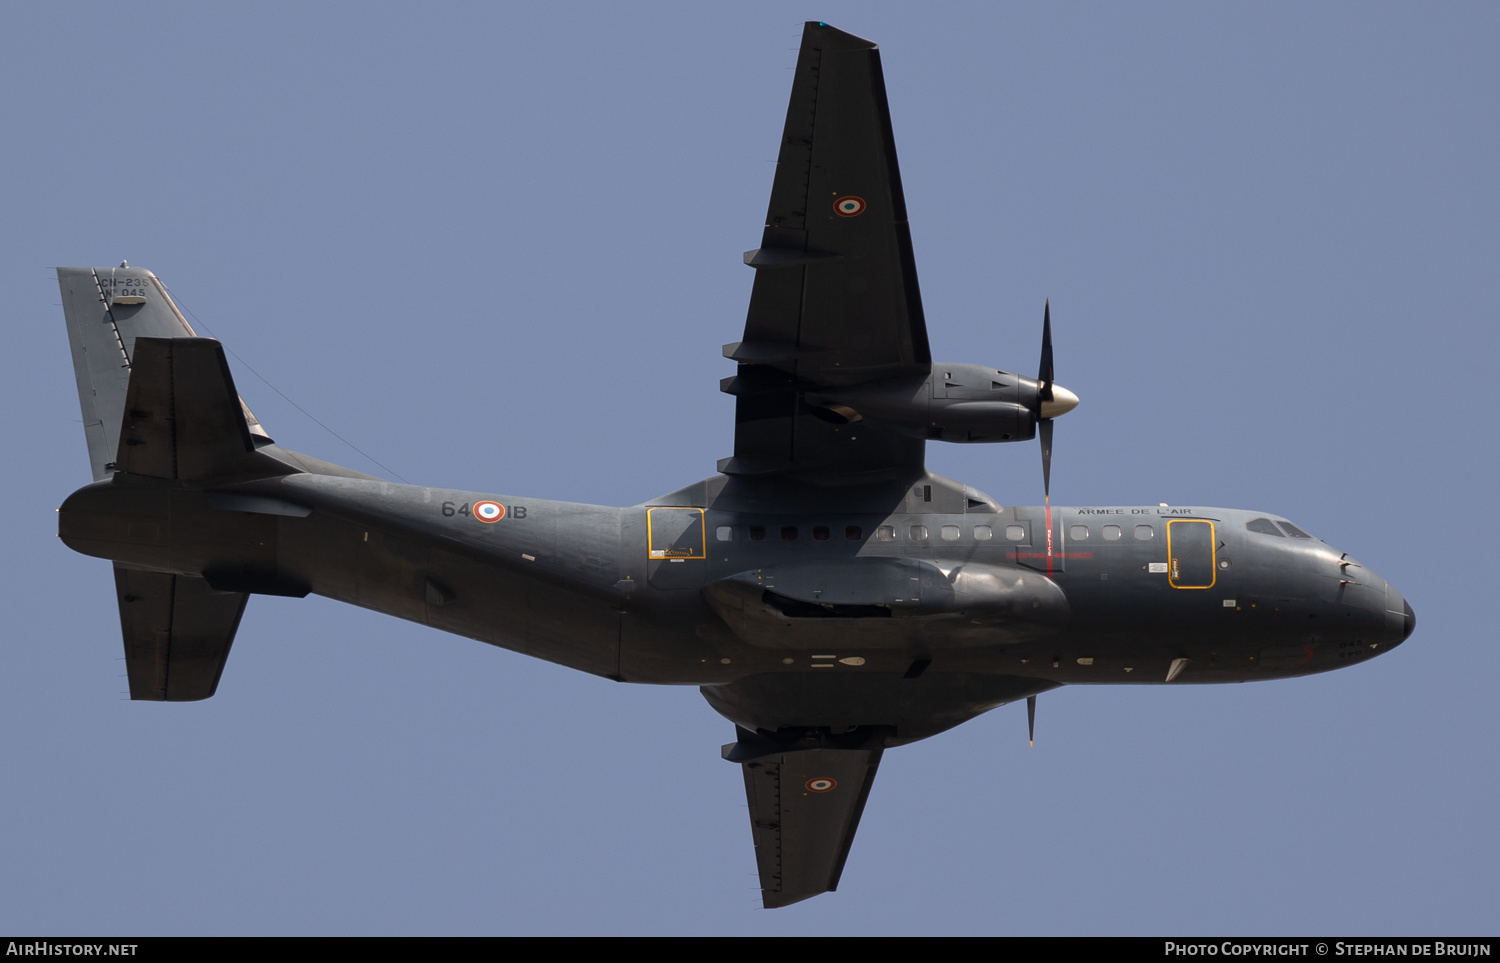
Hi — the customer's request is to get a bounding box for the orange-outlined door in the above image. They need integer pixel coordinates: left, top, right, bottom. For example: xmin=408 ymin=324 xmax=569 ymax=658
xmin=1167 ymin=519 xmax=1216 ymax=589
xmin=647 ymin=507 xmax=705 ymax=589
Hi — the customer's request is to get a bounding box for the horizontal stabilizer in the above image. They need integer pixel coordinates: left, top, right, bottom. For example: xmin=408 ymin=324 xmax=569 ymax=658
xmin=114 ymin=565 xmax=249 ymax=701
xmin=116 ymin=338 xmax=290 ymax=484
xmin=728 ymin=729 xmax=884 ymax=908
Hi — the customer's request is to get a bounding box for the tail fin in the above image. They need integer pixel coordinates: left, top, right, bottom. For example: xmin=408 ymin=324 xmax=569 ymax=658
xmin=57 ymin=265 xmax=272 ymax=480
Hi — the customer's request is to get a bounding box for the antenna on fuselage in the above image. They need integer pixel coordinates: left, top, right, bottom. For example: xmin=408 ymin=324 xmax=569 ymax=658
xmin=1027 ymin=694 xmax=1037 ymax=747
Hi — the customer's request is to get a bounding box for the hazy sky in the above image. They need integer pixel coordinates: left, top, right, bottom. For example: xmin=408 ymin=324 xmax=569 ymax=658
xmin=4 ymin=2 xmax=1496 ymax=935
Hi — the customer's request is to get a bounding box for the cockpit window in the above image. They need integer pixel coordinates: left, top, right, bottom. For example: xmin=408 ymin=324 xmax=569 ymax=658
xmin=1246 ymin=518 xmax=1283 ymax=536
xmin=1277 ymin=521 xmax=1313 ymax=539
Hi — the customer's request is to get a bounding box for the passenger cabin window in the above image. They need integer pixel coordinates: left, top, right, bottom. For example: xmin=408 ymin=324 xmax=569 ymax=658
xmin=1246 ymin=518 xmax=1283 ymax=537
xmin=1102 ymin=524 xmax=1122 ymax=541
xmin=781 ymin=526 xmax=798 ymax=542
xmin=940 ymin=525 xmax=960 ymax=541
xmin=1278 ymin=521 xmax=1313 ymax=539
xmin=845 ymin=526 xmax=862 ymax=541
xmin=1004 ymin=524 xmax=1026 ymax=542
xmin=876 ymin=525 xmax=895 ymax=542
xmin=813 ymin=526 xmax=830 ymax=542
xmin=1134 ymin=524 xmax=1155 ymax=541
xmin=909 ymin=525 xmax=928 ymax=541
xmin=749 ymin=525 xmax=766 ymax=541
xmin=973 ymin=525 xmax=993 ymax=541
xmin=715 ymin=526 xmax=733 ymax=542
xmin=1069 ymin=524 xmax=1089 ymax=540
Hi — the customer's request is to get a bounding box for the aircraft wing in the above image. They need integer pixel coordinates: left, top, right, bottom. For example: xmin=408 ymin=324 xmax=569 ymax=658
xmin=725 ymin=731 xmax=884 ymax=908
xmin=723 ymin=22 xmax=931 ymax=480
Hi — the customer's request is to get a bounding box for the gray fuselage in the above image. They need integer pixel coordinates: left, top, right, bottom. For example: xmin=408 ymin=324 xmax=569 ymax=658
xmin=61 ymin=462 xmax=1413 ymax=745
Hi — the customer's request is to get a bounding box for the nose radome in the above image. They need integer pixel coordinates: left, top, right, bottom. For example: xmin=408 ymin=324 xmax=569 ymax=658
xmin=1385 ymin=583 xmax=1415 ymax=645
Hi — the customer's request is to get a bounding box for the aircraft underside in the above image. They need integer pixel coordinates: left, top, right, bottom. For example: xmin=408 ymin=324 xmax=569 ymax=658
xmin=52 ymin=22 xmax=1412 ymax=909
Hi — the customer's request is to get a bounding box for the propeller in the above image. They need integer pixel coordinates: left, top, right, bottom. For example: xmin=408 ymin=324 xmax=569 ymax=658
xmin=1038 ymin=300 xmax=1055 ymax=499
xmin=1034 ymin=301 xmax=1078 ymax=577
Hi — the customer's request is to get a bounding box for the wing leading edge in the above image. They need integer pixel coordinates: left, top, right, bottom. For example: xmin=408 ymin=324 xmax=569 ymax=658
xmin=723 ymin=22 xmax=931 ymax=480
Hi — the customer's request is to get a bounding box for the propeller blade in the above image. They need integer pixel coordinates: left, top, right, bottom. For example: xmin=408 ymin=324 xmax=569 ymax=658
xmin=1027 ymin=694 xmax=1037 ymax=747
xmin=1037 ymin=300 xmax=1057 ymax=500
xmin=1039 ymin=418 xmax=1053 ymax=500
xmin=1038 ymin=299 xmax=1054 ymax=403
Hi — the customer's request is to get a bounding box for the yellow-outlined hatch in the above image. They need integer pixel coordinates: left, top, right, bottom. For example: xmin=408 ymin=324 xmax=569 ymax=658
xmin=647 ymin=507 xmax=706 ymax=559
xmin=1166 ymin=519 xmax=1216 ymax=589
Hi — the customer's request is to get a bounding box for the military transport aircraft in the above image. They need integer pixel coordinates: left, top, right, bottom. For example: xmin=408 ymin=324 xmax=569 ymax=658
xmin=55 ymin=22 xmax=1414 ymax=908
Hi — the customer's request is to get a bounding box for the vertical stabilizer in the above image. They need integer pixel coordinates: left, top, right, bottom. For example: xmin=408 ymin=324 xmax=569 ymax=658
xmin=57 ymin=266 xmax=270 ymax=480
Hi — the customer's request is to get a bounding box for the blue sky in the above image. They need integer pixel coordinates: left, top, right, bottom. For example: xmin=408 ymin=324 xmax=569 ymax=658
xmin=3 ymin=2 xmax=1496 ymax=935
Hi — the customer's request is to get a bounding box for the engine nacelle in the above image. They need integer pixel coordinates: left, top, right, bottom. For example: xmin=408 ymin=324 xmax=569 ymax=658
xmin=809 ymin=363 xmax=1042 ymax=443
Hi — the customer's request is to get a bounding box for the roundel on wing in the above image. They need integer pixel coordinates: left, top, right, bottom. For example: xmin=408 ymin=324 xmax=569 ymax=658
xmin=474 ymin=500 xmax=506 ymax=523
xmin=805 ymin=777 xmax=837 ymax=793
xmin=833 ymin=195 xmax=867 ymax=217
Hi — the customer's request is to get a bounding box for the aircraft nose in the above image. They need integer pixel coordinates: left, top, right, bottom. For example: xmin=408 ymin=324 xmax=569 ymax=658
xmin=1384 ymin=583 xmax=1415 ymax=646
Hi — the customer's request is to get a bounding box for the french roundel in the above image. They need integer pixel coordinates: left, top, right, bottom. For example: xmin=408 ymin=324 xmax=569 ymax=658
xmin=833 ymin=195 xmax=866 ymax=217
xmin=805 ymin=777 xmax=837 ymax=793
xmin=474 ymin=500 xmax=506 ymax=523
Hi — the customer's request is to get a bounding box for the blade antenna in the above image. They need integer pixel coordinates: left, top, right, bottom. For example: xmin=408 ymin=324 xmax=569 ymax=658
xmin=1027 ymin=695 xmax=1037 ymax=747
